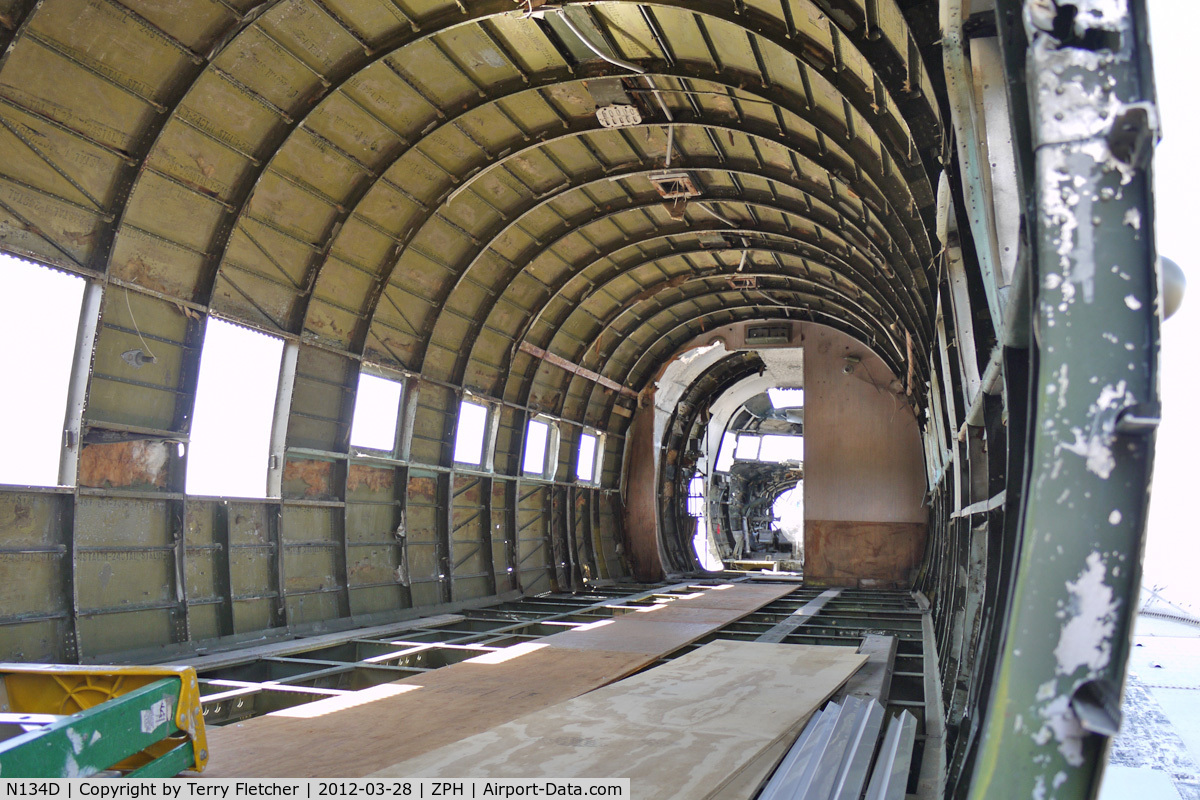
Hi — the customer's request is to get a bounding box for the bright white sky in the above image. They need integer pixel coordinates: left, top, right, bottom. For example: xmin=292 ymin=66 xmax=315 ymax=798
xmin=186 ymin=319 xmax=283 ymax=497
xmin=576 ymin=432 xmax=598 ymax=482
xmin=759 ymin=434 xmax=804 ymax=463
xmin=453 ymin=400 xmax=488 ymax=465
xmin=768 ymin=387 xmax=805 ymax=408
xmin=1139 ymin=1 xmax=1200 ymax=612
xmin=0 ymin=257 xmax=82 ymax=486
xmin=349 ymin=372 xmax=403 ymax=451
xmin=716 ymin=433 xmax=737 ymax=472
xmin=735 ymin=434 xmax=761 ymax=461
xmin=523 ymin=418 xmax=550 ymax=474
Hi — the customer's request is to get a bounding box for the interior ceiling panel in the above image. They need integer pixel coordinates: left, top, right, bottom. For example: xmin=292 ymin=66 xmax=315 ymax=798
xmin=0 ymin=0 xmax=944 ymax=422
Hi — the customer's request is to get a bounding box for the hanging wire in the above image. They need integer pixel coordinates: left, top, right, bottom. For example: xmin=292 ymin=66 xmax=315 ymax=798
xmin=124 ymin=287 xmax=158 ymax=363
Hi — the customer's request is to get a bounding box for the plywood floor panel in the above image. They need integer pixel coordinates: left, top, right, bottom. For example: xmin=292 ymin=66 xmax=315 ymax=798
xmin=372 ymin=640 xmax=866 ymax=800
xmin=670 ymin=584 xmax=799 ymax=610
xmin=203 ymin=583 xmax=795 ymax=778
xmin=540 ymin=619 xmax=718 ymax=653
xmin=708 ymin=732 xmax=795 ymax=800
xmin=614 ymin=604 xmax=752 ymax=625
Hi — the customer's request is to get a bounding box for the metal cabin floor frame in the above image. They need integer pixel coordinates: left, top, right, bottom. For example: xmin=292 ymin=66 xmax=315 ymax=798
xmin=177 ymin=579 xmax=932 ymax=792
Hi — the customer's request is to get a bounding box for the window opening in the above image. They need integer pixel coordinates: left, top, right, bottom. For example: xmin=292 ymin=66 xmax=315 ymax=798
xmin=523 ymin=417 xmax=552 ymax=476
xmin=767 ymin=387 xmax=805 ymax=409
xmin=187 ymin=319 xmax=283 ymax=497
xmin=715 ymin=432 xmax=737 ymax=473
xmin=453 ymin=400 xmax=489 ymax=466
xmin=350 ymin=373 xmax=403 ymax=451
xmin=772 ymin=484 xmax=805 ymax=562
xmin=758 ymin=435 xmax=804 ymax=463
xmin=735 ymin=434 xmax=761 ymax=461
xmin=0 ymin=254 xmax=86 ymax=486
xmin=576 ymin=431 xmax=600 ymax=483
xmin=688 ymin=472 xmax=721 ymax=570
xmin=687 ymin=473 xmax=706 ymax=516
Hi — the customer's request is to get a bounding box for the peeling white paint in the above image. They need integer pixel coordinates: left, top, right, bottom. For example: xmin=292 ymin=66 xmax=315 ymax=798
xmin=62 ymin=751 xmax=99 ymax=779
xmin=1096 ymin=381 xmax=1130 ymax=410
xmin=1055 ymin=364 xmax=1069 ymax=412
xmin=1108 ymin=510 xmax=1122 ymax=525
xmin=66 ymin=727 xmax=84 ymax=755
xmin=1060 ymin=427 xmax=1115 ymax=480
xmin=1124 ymin=294 xmax=1142 ymax=310
xmin=1054 ymin=552 xmax=1119 ymax=676
xmin=1123 ymin=208 xmax=1141 ymax=230
xmin=1038 ymin=695 xmax=1087 ymax=767
xmin=1057 ymin=381 xmax=1134 ymax=480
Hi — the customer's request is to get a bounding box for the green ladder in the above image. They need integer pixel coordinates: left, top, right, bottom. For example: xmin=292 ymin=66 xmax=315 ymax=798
xmin=0 ymin=664 xmax=209 ymax=778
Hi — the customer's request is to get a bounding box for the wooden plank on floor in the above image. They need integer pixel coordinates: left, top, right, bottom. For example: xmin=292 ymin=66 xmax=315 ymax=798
xmin=711 ymin=636 xmax=896 ymax=800
xmin=540 ymin=618 xmax=718 ymax=653
xmin=707 ymin=726 xmax=796 ymax=800
xmin=672 ymin=583 xmax=799 ymax=610
xmin=202 ymin=583 xmax=795 ymax=778
xmin=371 ymin=640 xmax=867 ymax=800
xmin=615 ymin=604 xmax=755 ymax=626
xmin=755 ymin=588 xmax=841 ymax=643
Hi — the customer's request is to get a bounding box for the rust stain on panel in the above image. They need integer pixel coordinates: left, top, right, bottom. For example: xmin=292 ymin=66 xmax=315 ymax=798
xmin=408 ymin=475 xmax=437 ymax=500
xmin=347 ymin=464 xmax=393 ymax=493
xmin=282 ymin=459 xmax=333 ymax=498
xmin=453 ymin=478 xmax=481 ymax=504
xmin=118 ymin=254 xmax=184 ymax=298
xmin=78 ymin=440 xmax=171 ymax=489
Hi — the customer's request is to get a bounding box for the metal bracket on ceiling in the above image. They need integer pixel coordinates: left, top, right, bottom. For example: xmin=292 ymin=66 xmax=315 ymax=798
xmin=648 ymin=171 xmax=700 ymax=200
xmin=555 ymin=6 xmax=674 ymax=125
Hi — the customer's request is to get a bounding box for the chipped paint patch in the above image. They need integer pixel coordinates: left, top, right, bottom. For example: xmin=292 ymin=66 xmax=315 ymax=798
xmin=1038 ymin=695 xmax=1087 ymax=768
xmin=1060 ymin=427 xmax=1115 ymax=480
xmin=1124 ymin=295 xmax=1142 ymax=310
xmin=1057 ymin=381 xmax=1134 ymax=479
xmin=1054 ymin=552 xmax=1119 ymax=676
xmin=1054 ymin=364 xmax=1069 ymax=412
xmin=1109 ymin=510 xmax=1122 ymax=525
